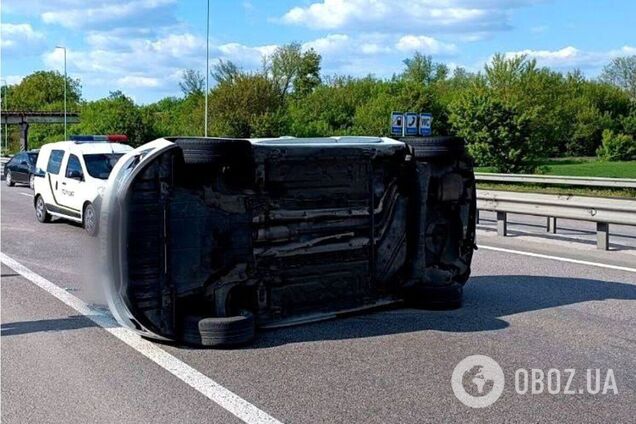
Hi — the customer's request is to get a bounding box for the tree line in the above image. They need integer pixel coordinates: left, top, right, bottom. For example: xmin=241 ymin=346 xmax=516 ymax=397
xmin=2 ymin=44 xmax=635 ymax=172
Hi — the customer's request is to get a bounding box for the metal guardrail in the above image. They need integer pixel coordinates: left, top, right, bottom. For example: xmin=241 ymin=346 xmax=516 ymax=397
xmin=477 ymin=190 xmax=636 ymax=250
xmin=0 ymin=157 xmax=9 ymax=177
xmin=475 ymin=173 xmax=636 ymax=189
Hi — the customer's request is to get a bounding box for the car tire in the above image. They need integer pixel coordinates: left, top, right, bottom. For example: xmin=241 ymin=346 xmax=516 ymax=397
xmin=35 ymin=195 xmax=51 ymax=223
xmin=403 ymin=282 xmax=463 ymax=310
xmin=181 ymin=310 xmax=256 ymax=348
xmin=83 ymin=203 xmax=99 ymax=237
xmin=173 ymin=138 xmax=236 ymax=165
xmin=6 ymin=170 xmax=14 ymax=186
xmin=403 ymin=136 xmax=465 ymax=159
xmin=29 ymin=174 xmax=35 ymax=190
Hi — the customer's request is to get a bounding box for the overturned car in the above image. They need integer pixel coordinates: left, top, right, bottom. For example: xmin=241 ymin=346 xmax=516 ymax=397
xmin=101 ymin=136 xmax=476 ymax=347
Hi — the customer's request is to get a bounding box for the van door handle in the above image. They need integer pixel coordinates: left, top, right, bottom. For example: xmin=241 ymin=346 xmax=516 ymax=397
xmin=61 ymin=182 xmax=66 ymax=186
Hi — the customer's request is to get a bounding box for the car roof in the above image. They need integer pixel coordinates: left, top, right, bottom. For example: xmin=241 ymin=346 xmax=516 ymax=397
xmin=39 ymin=141 xmax=133 ymax=155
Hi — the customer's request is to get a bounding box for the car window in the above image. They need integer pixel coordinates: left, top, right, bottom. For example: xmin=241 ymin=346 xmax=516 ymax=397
xmin=15 ymin=153 xmax=25 ymax=164
xmin=47 ymin=150 xmax=65 ymax=175
xmin=65 ymin=154 xmax=84 ymax=179
xmin=83 ymin=153 xmax=125 ymax=179
xmin=27 ymin=153 xmax=38 ymax=165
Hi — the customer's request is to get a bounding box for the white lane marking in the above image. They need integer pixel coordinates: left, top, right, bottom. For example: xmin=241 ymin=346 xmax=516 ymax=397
xmin=0 ymin=252 xmax=283 ymax=424
xmin=19 ymin=192 xmax=33 ymax=198
xmin=478 ymin=245 xmax=636 ymax=274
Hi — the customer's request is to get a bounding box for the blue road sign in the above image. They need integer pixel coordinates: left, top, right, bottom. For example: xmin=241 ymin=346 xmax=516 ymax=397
xmin=405 ymin=112 xmax=418 ymax=136
xmin=419 ymin=113 xmax=433 ymax=136
xmin=391 ymin=112 xmax=404 ymax=136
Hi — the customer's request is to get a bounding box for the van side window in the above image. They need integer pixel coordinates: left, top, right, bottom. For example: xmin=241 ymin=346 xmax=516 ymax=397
xmin=47 ymin=150 xmax=65 ymax=175
xmin=65 ymin=154 xmax=84 ymax=180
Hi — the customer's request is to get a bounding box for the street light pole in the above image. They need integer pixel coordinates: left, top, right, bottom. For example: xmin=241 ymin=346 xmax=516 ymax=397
xmin=56 ymin=46 xmax=67 ymax=140
xmin=204 ymin=0 xmax=210 ymax=137
xmin=1 ymin=79 xmax=7 ymax=151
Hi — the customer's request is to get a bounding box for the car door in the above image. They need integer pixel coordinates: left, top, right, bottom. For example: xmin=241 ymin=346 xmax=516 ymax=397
xmin=14 ymin=153 xmax=29 ymax=183
xmin=45 ymin=149 xmax=67 ymax=209
xmin=58 ymin=153 xmax=85 ymax=213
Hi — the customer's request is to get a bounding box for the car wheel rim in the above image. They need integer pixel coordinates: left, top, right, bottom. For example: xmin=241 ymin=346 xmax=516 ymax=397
xmin=85 ymin=207 xmax=95 ymax=232
xmin=30 ymin=175 xmax=34 ymax=189
xmin=36 ymin=198 xmax=44 ymax=220
xmin=6 ymin=172 xmax=10 ymax=185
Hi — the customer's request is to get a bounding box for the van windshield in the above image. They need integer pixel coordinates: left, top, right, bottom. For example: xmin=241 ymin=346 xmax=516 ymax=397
xmin=83 ymin=153 xmax=125 ymax=179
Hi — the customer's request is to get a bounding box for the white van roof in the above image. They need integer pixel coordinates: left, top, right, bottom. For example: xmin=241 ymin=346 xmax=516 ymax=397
xmin=38 ymin=141 xmax=133 ymax=155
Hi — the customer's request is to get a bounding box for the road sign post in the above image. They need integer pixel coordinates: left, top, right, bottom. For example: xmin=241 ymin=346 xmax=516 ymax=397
xmin=405 ymin=112 xmax=418 ymax=136
xmin=391 ymin=112 xmax=404 ymax=136
xmin=419 ymin=113 xmax=432 ymax=136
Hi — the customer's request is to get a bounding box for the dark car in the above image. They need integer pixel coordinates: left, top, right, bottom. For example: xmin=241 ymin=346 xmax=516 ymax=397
xmin=5 ymin=151 xmax=39 ymax=189
xmin=101 ymin=136 xmax=476 ymax=347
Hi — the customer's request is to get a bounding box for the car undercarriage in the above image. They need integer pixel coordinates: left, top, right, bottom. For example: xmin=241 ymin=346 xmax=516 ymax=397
xmin=103 ymin=136 xmax=476 ymax=347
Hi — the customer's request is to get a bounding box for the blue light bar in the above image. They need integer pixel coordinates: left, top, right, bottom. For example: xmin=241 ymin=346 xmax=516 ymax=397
xmin=70 ymin=135 xmax=109 ymax=143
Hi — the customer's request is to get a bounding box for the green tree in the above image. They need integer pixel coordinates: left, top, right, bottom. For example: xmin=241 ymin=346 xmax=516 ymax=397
xmin=596 ymin=129 xmax=636 ymax=161
xmin=211 ymin=60 xmax=242 ymax=84
xmin=267 ymin=42 xmax=322 ymax=100
xmin=208 ymin=73 xmax=283 ymax=137
xmin=449 ymin=86 xmax=538 ymax=173
xmin=179 ymin=69 xmax=205 ymax=96
xmin=600 ymin=55 xmax=636 ymax=99
xmin=401 ymin=52 xmax=448 ymax=85
xmin=8 ymin=70 xmax=81 ymax=111
xmin=3 ymin=71 xmax=82 ymax=150
xmin=74 ymin=91 xmax=148 ymax=146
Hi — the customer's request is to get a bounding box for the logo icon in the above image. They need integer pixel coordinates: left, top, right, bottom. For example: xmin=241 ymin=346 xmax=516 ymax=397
xmin=419 ymin=112 xmax=432 ymax=136
xmin=451 ymin=355 xmax=505 ymax=408
xmin=404 ymin=112 xmax=418 ymax=135
xmin=391 ymin=112 xmax=404 ymax=135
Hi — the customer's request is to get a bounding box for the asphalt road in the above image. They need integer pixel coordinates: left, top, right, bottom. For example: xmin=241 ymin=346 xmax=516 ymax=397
xmin=1 ymin=182 xmax=635 ymax=423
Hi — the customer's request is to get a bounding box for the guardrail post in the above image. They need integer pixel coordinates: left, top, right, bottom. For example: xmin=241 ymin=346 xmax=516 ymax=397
xmin=596 ymin=223 xmax=609 ymax=250
xmin=476 ymin=210 xmax=480 ymax=224
xmin=547 ymin=217 xmax=557 ymax=234
xmin=496 ymin=211 xmax=507 ymax=236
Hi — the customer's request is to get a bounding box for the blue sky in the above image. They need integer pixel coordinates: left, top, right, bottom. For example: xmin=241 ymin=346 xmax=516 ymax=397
xmin=2 ymin=0 xmax=635 ymax=103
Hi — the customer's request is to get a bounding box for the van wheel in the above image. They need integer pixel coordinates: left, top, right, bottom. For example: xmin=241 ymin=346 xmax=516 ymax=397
xmin=83 ymin=203 xmax=98 ymax=236
xmin=6 ymin=171 xmax=14 ymax=186
xmin=174 ymin=138 xmax=226 ymax=165
xmin=403 ymin=136 xmax=466 ymax=159
xmin=35 ymin=195 xmax=51 ymax=223
xmin=181 ymin=310 xmax=255 ymax=348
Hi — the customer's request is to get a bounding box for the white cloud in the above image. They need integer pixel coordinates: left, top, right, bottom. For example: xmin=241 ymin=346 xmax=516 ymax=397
xmin=395 ymin=35 xmax=457 ymax=54
xmin=1 ymin=23 xmax=45 ymax=55
xmin=40 ymin=0 xmax=177 ymax=30
xmin=3 ymin=75 xmax=25 ymax=85
xmin=279 ymin=0 xmax=536 ymax=34
xmin=503 ymin=45 xmax=636 ymax=70
xmin=40 ymin=30 xmax=286 ymax=102
xmin=217 ymin=43 xmax=278 ymax=65
xmin=117 ymin=76 xmax=161 ymax=88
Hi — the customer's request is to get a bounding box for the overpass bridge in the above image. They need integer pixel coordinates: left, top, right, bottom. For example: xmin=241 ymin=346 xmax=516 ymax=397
xmin=1 ymin=111 xmax=80 ymax=150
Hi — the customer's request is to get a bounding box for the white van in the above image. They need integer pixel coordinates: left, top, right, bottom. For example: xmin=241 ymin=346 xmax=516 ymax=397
xmin=33 ymin=136 xmax=133 ymax=235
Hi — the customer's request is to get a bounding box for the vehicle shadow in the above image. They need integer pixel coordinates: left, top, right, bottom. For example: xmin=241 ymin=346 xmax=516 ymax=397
xmin=1 ymin=315 xmax=96 ymax=337
xmin=249 ymin=275 xmax=636 ymax=349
